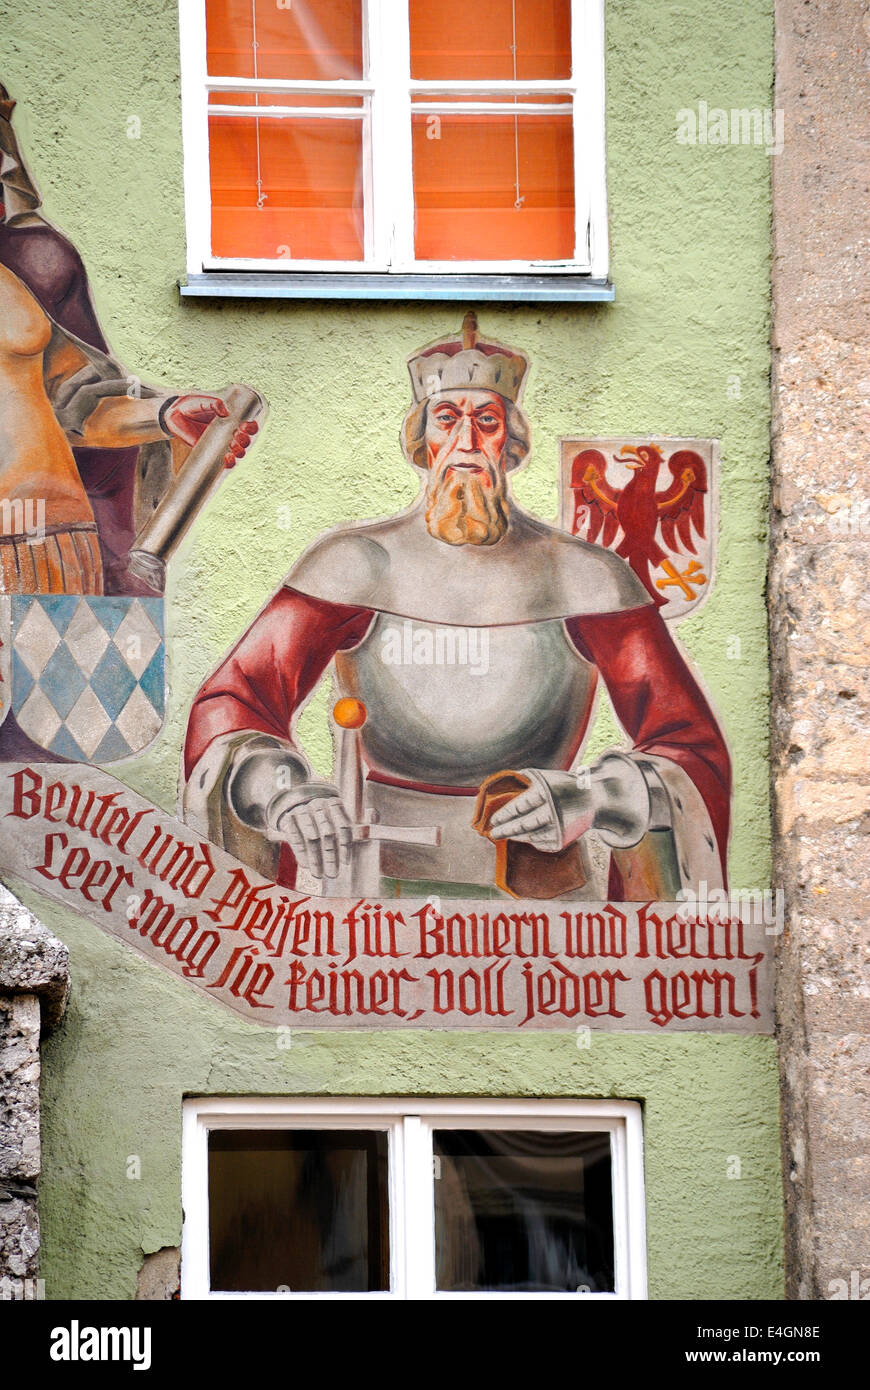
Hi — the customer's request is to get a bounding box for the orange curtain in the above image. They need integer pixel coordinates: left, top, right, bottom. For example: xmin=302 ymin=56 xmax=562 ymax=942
xmin=412 ymin=110 xmax=574 ymax=262
xmin=410 ymin=0 xmax=574 ymax=261
xmin=409 ymin=0 xmax=571 ymax=80
xmin=205 ymin=1 xmax=574 ymax=263
xmin=206 ymin=0 xmax=362 ymax=80
xmin=209 ymin=114 xmax=364 ymax=261
xmin=206 ymin=0 xmax=364 ymax=260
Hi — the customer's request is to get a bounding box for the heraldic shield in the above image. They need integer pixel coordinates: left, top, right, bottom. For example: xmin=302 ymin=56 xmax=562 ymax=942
xmin=5 ymin=595 xmax=165 ymax=762
xmin=560 ymin=437 xmax=718 ymax=622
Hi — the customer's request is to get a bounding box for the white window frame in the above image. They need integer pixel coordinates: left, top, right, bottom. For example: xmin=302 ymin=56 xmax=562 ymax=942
xmin=178 ymin=0 xmax=609 ymax=279
xmin=181 ymin=1096 xmax=646 ymax=1300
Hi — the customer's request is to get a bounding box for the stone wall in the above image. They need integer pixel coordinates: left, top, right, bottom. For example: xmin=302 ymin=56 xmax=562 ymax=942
xmin=0 ymin=887 xmax=69 ymax=1297
xmin=771 ymin=0 xmax=870 ymax=1301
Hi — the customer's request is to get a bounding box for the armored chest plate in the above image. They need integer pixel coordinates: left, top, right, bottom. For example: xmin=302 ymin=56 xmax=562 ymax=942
xmin=335 ymin=613 xmax=596 ymax=788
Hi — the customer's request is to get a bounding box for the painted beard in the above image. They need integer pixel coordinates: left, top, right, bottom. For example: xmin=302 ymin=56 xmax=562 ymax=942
xmin=424 ymin=460 xmax=510 ymax=546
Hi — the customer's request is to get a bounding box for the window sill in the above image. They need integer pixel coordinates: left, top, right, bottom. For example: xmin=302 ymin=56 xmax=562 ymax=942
xmin=178 ymin=272 xmax=614 ymax=303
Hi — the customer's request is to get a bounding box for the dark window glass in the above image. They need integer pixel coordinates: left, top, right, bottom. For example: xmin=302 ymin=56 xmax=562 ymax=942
xmin=433 ymin=1129 xmax=614 ymax=1292
xmin=207 ymin=1129 xmax=389 ymax=1292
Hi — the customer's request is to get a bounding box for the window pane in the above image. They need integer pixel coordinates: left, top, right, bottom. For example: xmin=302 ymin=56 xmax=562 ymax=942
xmin=206 ymin=0 xmax=363 ymax=81
xmin=209 ymin=114 xmax=365 ymax=260
xmin=412 ymin=112 xmax=574 ymax=261
xmin=433 ymin=1130 xmax=614 ymax=1292
xmin=410 ymin=0 xmax=572 ymax=80
xmin=412 ymin=94 xmax=572 ymax=106
xmin=210 ymin=92 xmax=364 ymax=109
xmin=208 ymin=1130 xmax=390 ymax=1292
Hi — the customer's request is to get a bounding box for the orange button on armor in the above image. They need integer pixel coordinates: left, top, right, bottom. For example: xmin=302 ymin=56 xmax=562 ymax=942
xmin=333 ymin=697 xmax=367 ymax=729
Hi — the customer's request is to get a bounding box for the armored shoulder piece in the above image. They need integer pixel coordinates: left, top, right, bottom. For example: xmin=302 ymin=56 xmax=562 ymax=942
xmin=285 ymin=526 xmax=391 ymax=610
xmin=284 ymin=508 xmax=652 ymax=625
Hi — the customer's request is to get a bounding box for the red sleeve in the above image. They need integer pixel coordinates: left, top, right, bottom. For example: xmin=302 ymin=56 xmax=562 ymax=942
xmin=183 ymin=587 xmax=374 ymax=777
xmin=566 ymin=605 xmax=731 ymax=881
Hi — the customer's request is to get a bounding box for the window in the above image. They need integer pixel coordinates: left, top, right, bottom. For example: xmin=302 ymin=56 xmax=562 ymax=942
xmin=181 ymin=1098 xmax=646 ymax=1299
xmin=178 ymin=1 xmax=609 ymax=293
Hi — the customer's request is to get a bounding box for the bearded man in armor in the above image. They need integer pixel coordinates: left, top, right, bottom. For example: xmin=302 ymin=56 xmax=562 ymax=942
xmin=183 ymin=316 xmax=730 ymax=902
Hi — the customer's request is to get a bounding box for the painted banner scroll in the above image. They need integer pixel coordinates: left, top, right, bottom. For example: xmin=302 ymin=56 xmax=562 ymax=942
xmin=0 ymin=764 xmax=773 ymax=1032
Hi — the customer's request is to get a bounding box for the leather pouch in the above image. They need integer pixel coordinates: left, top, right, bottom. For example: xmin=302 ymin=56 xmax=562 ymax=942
xmin=472 ymin=770 xmax=587 ymax=900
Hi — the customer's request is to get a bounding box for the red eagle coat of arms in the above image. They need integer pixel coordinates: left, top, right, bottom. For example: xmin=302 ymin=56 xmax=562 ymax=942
xmin=560 ymin=437 xmax=718 ymax=621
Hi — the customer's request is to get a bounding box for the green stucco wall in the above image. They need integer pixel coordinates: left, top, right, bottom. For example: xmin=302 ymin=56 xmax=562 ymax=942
xmin=1 ymin=0 xmax=781 ymax=1298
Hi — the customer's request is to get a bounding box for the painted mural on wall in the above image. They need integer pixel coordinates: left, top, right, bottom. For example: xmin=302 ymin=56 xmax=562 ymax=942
xmin=182 ymin=314 xmax=729 ymax=908
xmin=0 ymin=84 xmax=772 ymax=1033
xmin=0 ymin=84 xmax=263 ymax=760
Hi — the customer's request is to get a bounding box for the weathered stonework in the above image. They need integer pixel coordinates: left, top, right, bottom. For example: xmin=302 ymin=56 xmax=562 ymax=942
xmin=0 ymin=996 xmax=41 ymax=1182
xmin=0 ymin=885 xmax=70 ymax=1294
xmin=136 ymin=1247 xmax=180 ymax=1301
xmin=771 ymin=0 xmax=870 ymax=1301
xmin=0 ymin=1191 xmax=40 ymax=1289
